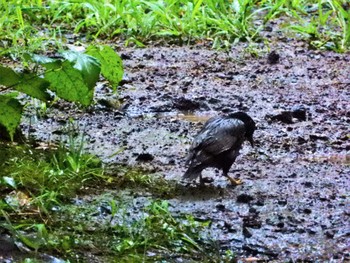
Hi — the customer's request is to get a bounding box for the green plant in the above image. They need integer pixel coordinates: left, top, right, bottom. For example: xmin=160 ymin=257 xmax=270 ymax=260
xmin=1 ymin=205 xmax=49 ymax=252
xmin=0 ymin=45 xmax=123 ymax=140
xmin=287 ymin=0 xmax=350 ymax=51
xmin=109 ymin=200 xmax=213 ymax=261
xmin=50 ymin=121 xmax=105 ymax=180
xmin=2 ymin=0 xmax=349 ymax=57
xmin=0 ymin=129 xmax=105 ymax=212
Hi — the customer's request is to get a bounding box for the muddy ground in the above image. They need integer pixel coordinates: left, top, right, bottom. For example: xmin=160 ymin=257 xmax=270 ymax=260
xmin=22 ymin=40 xmax=350 ymax=262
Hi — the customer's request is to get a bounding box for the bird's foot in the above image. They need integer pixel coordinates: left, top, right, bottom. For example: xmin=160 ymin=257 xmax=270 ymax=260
xmin=227 ymin=176 xmax=242 ymax=186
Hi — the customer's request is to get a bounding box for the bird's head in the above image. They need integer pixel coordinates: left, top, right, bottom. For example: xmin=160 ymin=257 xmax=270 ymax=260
xmin=229 ymin=111 xmax=256 ymax=146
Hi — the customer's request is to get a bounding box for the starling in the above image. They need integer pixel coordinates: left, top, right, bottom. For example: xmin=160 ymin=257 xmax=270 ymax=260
xmin=183 ymin=112 xmax=256 ymax=185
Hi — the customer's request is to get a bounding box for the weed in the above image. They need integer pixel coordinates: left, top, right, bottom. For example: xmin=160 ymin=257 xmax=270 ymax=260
xmin=286 ymin=0 xmax=350 ymax=52
xmin=51 ymin=195 xmax=222 ymax=262
xmin=0 ymin=135 xmax=105 ymax=258
xmin=1 ymin=0 xmax=349 ymax=55
xmin=0 ymin=126 xmax=104 ymax=213
xmin=110 ymin=200 xmax=211 ymax=261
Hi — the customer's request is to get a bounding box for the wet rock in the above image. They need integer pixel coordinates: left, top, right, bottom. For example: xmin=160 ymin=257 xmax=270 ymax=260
xmin=99 ymin=205 xmax=112 ymax=215
xmin=119 ymin=77 xmax=132 ymax=86
xmin=173 ymin=97 xmax=200 ymax=111
xmin=97 ymin=98 xmax=122 ymax=110
xmin=221 ymin=222 xmax=236 ymax=234
xmin=0 ymin=235 xmax=18 ymax=254
xmin=120 ymin=53 xmax=132 ymax=60
xmin=254 ymin=198 xmax=265 ymax=206
xmin=243 ymin=215 xmax=262 ymax=229
xmin=215 ymin=203 xmax=226 ymax=212
xmin=242 ymin=243 xmax=278 ymax=258
xmin=324 ymin=230 xmax=335 ymax=238
xmin=265 ymin=25 xmax=273 ymax=32
xmin=297 ymin=136 xmax=307 ymax=144
xmin=297 ymin=227 xmax=306 ymax=234
xmin=267 ymin=106 xmax=308 ymax=124
xmin=291 ymin=105 xmax=308 ymax=121
xmin=289 ymin=173 xmax=297 ymax=178
xmin=243 ymin=217 xmax=262 ymax=229
xmin=266 ymin=111 xmax=293 ymax=124
xmin=150 ymin=102 xmax=173 ymax=112
xmin=249 ymin=207 xmax=257 ymax=213
xmin=182 ymin=77 xmax=193 ymax=87
xmin=136 ymin=153 xmax=154 ymax=162
xmin=278 ymin=199 xmax=287 ymax=206
xmin=303 ymin=208 xmax=312 ymax=214
xmin=309 ymin=134 xmax=329 ymax=141
xmin=267 ymin=51 xmax=280 ymax=64
xmin=237 ymin=194 xmax=254 ymax=203
xmin=306 ymin=228 xmax=317 ymax=235
xmin=208 ymin=97 xmax=221 ymax=104
xmin=243 ymin=227 xmax=253 ymax=238
xmin=276 ymin=222 xmax=284 ymax=228
xmin=302 ymin=181 xmax=313 ymax=187
xmin=52 ymin=129 xmax=65 ymax=135
xmin=143 ymin=53 xmax=154 ymax=60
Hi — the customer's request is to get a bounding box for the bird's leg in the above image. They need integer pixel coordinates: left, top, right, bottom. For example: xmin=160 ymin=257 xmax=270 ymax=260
xmin=223 ymin=172 xmax=242 ymax=185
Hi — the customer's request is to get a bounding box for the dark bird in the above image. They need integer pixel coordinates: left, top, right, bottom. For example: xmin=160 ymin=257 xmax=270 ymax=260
xmin=183 ymin=112 xmax=256 ymax=185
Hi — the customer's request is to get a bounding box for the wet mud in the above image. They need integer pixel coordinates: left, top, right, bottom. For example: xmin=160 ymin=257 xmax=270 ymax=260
xmin=23 ymin=41 xmax=350 ymax=261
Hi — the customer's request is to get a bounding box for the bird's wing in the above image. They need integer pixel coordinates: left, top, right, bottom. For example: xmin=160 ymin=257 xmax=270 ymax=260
xmin=188 ymin=117 xmax=246 ymax=165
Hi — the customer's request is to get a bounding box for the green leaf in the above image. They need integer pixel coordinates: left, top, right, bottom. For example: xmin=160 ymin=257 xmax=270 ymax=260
xmin=0 ymin=66 xmax=51 ymax=101
xmin=16 ymin=73 xmax=51 ymax=101
xmin=24 ymin=53 xmax=56 ymax=64
xmin=192 ymin=0 xmax=203 ymax=18
xmin=86 ymin=45 xmax=124 ymax=90
xmin=0 ymin=94 xmax=23 ymax=141
xmin=61 ymin=50 xmax=101 ymax=89
xmin=0 ymin=66 xmax=21 ymax=86
xmin=44 ymin=60 xmax=93 ymax=106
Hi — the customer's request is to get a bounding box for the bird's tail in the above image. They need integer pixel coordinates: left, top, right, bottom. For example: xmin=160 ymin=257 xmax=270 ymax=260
xmin=183 ymin=166 xmax=201 ymax=181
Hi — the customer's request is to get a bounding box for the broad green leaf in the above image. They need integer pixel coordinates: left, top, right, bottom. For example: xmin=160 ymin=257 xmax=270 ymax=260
xmin=24 ymin=53 xmax=56 ymax=64
xmin=16 ymin=74 xmax=51 ymax=101
xmin=86 ymin=45 xmax=124 ymax=90
xmin=42 ymin=60 xmax=63 ymax=70
xmin=0 ymin=66 xmax=21 ymax=86
xmin=61 ymin=50 xmax=101 ymax=89
xmin=0 ymin=94 xmax=23 ymax=141
xmin=44 ymin=60 xmax=93 ymax=106
xmin=0 ymin=66 xmax=51 ymax=101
